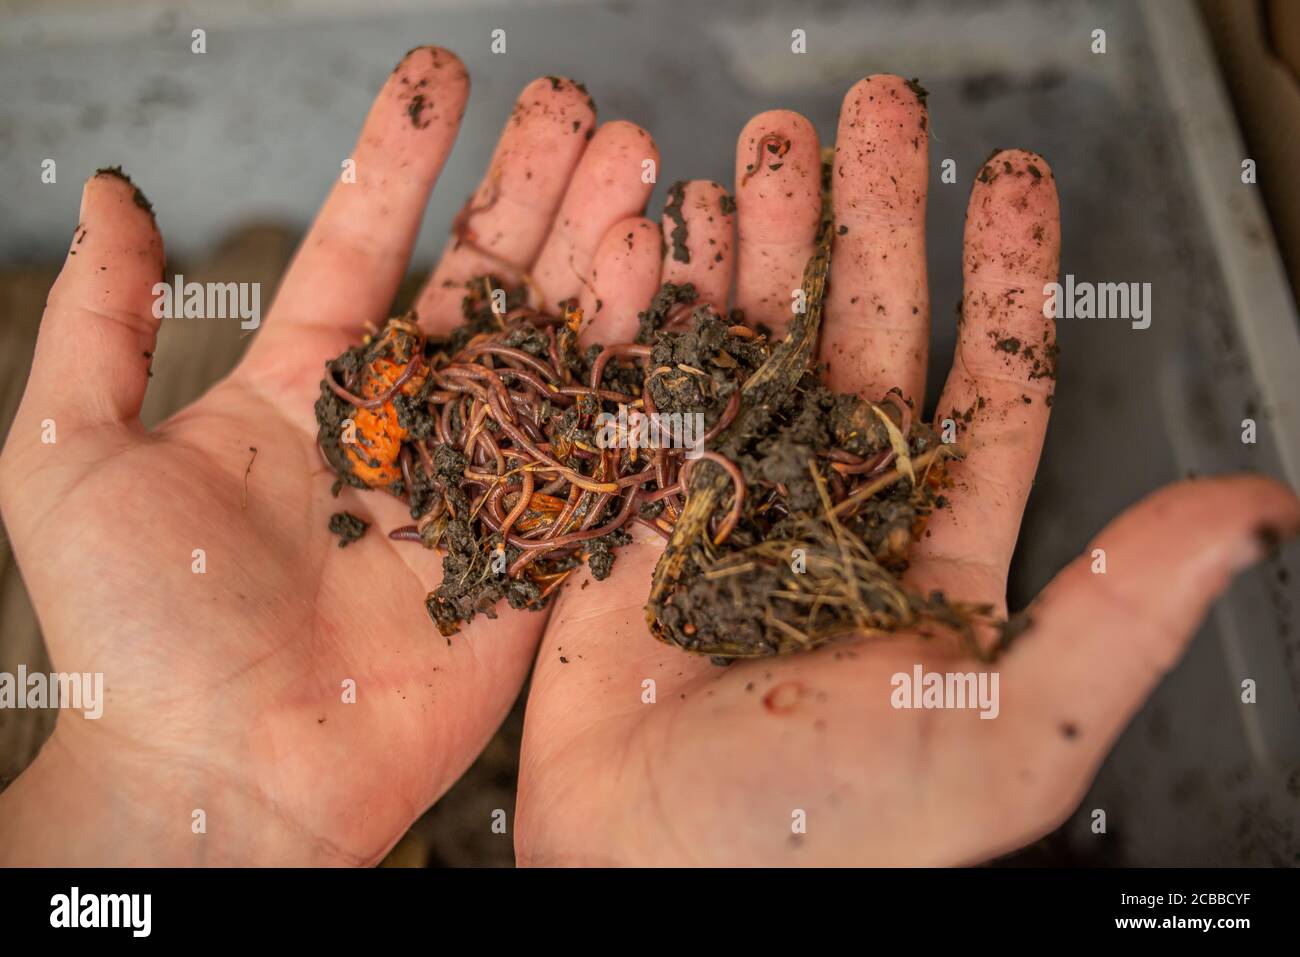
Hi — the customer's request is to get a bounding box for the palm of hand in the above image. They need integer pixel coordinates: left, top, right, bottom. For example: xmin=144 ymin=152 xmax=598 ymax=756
xmin=513 ymin=79 xmax=1298 ymax=866
xmin=12 ymin=368 xmax=543 ymax=864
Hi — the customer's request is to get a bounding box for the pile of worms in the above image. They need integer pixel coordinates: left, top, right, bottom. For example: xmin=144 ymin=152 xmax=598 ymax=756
xmin=314 ymin=267 xmax=975 ymax=659
xmin=314 ymin=278 xmax=749 ymax=635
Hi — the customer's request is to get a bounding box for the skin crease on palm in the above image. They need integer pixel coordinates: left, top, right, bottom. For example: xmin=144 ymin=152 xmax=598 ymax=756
xmin=0 ymin=48 xmax=1294 ymax=868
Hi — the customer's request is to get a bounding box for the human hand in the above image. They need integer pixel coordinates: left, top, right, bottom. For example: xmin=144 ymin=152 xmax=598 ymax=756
xmin=0 ymin=46 xmax=664 ymax=865
xmin=513 ymin=75 xmax=1300 ymax=866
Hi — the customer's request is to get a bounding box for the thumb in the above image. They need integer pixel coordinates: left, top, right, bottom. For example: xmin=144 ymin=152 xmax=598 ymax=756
xmin=994 ymin=475 xmax=1299 ymax=830
xmin=24 ymin=168 xmax=165 ymax=432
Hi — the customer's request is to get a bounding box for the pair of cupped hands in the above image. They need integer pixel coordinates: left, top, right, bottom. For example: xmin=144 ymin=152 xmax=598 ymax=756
xmin=0 ymin=47 xmax=1294 ymax=866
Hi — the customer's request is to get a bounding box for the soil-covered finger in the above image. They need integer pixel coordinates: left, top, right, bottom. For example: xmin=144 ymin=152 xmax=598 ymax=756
xmin=418 ymin=75 xmax=596 ymax=330
xmin=732 ymin=110 xmax=821 ymax=338
xmin=823 ymin=74 xmax=930 ymax=403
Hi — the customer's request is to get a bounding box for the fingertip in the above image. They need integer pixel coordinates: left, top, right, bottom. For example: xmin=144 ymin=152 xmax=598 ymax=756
xmin=385 ymin=45 xmax=470 ymax=136
xmin=519 ymin=75 xmax=597 ymax=132
xmin=833 ymin=75 xmax=928 ymax=217
xmin=393 ymin=45 xmax=469 ymax=86
xmin=842 ymin=73 xmax=929 ymax=120
xmin=491 ymin=75 xmax=597 ymax=194
xmin=971 ymin=149 xmax=1058 ymax=204
xmin=85 ymin=167 xmax=159 ymax=229
xmin=579 ymin=215 xmax=661 ymax=344
xmin=32 ymin=168 xmax=166 ymax=429
xmin=982 ymin=147 xmax=1054 ymax=175
xmin=627 ymin=215 xmax=661 ymax=239
xmin=738 ymin=108 xmax=815 ymax=140
xmin=597 ymin=214 xmax=660 ymax=253
xmin=703 ymin=180 xmax=730 ymax=198
xmin=736 ymin=110 xmax=818 ymax=190
xmin=734 ymin=110 xmax=821 ymax=224
xmin=964 ymin=148 xmax=1060 ymax=283
xmin=681 ymin=179 xmax=733 ymax=212
xmin=587 ymin=120 xmax=659 ymax=184
xmin=74 ymin=169 xmax=164 ymax=277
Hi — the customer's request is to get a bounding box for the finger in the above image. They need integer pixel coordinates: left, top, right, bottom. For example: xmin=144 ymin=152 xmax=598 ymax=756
xmin=910 ymin=150 xmax=1060 ymax=605
xmin=660 ymin=180 xmax=736 ymax=315
xmin=732 ymin=110 xmax=821 ymax=337
xmin=418 ymin=76 xmax=596 ymax=331
xmin=989 ymin=476 xmax=1299 ymax=841
xmin=822 ymin=75 xmax=930 ymax=402
xmin=577 ymin=217 xmax=662 ymax=346
xmin=25 ymin=169 xmax=164 ymax=428
xmin=250 ymin=46 xmax=469 ymax=363
xmin=530 ymin=121 xmax=659 ymax=311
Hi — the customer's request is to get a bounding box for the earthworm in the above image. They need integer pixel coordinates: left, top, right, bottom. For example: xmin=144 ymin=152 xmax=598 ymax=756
xmin=508 ymin=488 xmax=641 ymax=576
xmin=544 ymin=485 xmax=584 ymax=540
xmin=882 ymin=391 xmax=913 ymax=438
xmin=326 ymin=352 xmax=423 ymax=410
xmin=497 ymin=367 xmax=569 ymax=403
xmin=679 ymin=451 xmax=746 ymax=545
xmin=741 ymin=133 xmax=791 ymax=186
xmin=460 ymin=344 xmax=558 ymax=382
xmin=555 ymin=385 xmax=639 ymax=403
xmin=590 ymin=343 xmax=652 ymax=392
xmin=829 ymin=448 xmax=893 ymax=476
xmin=702 ymin=390 xmax=741 ymax=443
xmin=499 ymin=469 xmax=535 ymax=542
xmin=399 ymin=445 xmax=416 ymax=496
xmin=640 ymin=481 xmax=685 ymax=504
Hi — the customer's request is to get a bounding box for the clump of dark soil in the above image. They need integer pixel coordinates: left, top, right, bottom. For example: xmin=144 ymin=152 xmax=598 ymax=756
xmin=328 ymin=512 xmax=369 ymax=547
xmin=644 ymin=226 xmax=988 ymax=659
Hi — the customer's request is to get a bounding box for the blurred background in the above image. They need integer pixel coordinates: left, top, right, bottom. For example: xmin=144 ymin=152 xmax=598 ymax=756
xmin=1 ymin=0 xmax=1298 ymax=865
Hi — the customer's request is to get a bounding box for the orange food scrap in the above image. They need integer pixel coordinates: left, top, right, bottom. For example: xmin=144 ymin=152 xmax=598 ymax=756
xmin=345 ymin=321 xmax=428 ymax=487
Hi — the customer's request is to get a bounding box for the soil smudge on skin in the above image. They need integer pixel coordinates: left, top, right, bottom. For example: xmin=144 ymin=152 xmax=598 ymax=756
xmin=664 ymin=181 xmax=690 ymax=264
xmin=407 ymin=93 xmax=431 ymax=129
